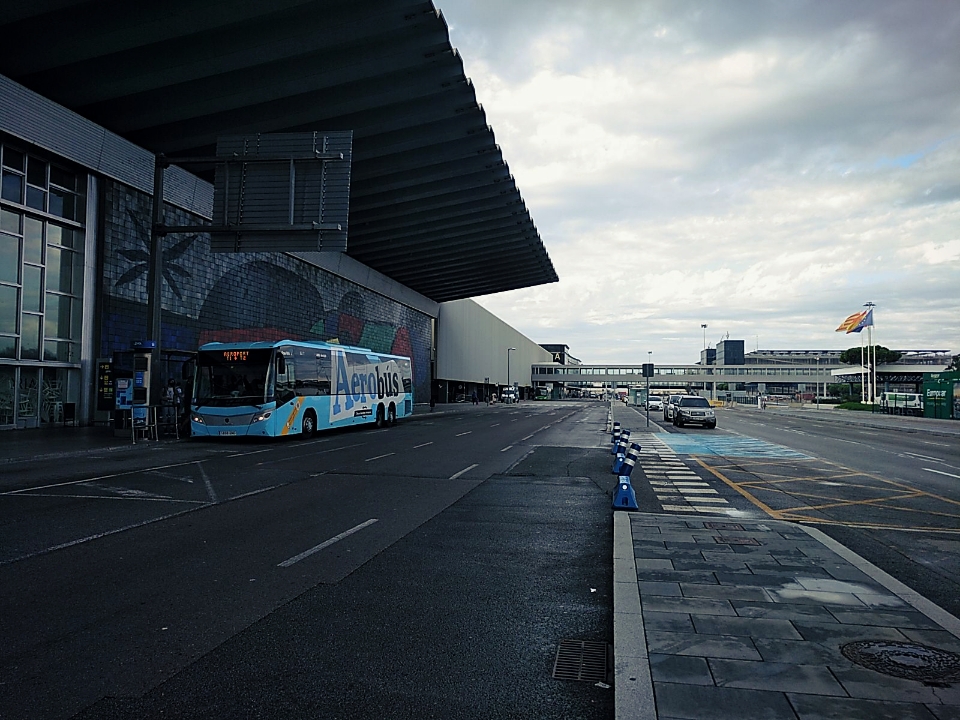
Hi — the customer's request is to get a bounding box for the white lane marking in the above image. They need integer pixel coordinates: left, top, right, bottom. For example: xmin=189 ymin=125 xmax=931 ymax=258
xmin=278 ymin=518 xmax=379 ymax=568
xmin=146 ymin=470 xmax=194 ymax=484
xmin=226 ymin=448 xmax=273 ymax=458
xmin=7 ymin=493 xmax=205 ymax=504
xmin=269 ymin=442 xmax=365 ymax=464
xmin=81 ymin=482 xmax=170 ymax=499
xmin=455 ymin=431 xmax=472 ymax=437
xmin=902 ymin=452 xmax=944 ymax=463
xmin=412 ymin=442 xmax=433 ymax=449
xmin=490 ymin=423 xmax=501 ymax=427
xmin=500 ymin=445 xmax=513 ymax=452
xmin=921 ymin=441 xmax=951 ymax=447
xmin=449 ymin=464 xmax=479 ymax=480
xmin=2 ymin=508 xmax=201 ymax=565
xmin=1 ymin=443 xmax=363 ymax=496
xmin=197 ymin=462 xmax=218 ymax=504
xmin=233 ymin=485 xmax=279 ymax=500
xmin=1 ymin=459 xmax=208 ymax=495
xmin=365 ymin=452 xmax=396 ymax=462
xmin=0 ymin=484 xmax=280 ymax=567
xmin=925 ymin=468 xmax=960 ymax=480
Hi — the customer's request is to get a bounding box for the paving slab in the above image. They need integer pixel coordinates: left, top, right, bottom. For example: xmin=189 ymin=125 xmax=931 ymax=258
xmin=613 ymin=512 xmax=960 ymax=720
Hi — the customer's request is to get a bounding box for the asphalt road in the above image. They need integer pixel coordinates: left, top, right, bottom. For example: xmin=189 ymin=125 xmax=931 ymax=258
xmin=0 ymin=401 xmax=618 ymax=720
xmin=619 ymin=403 xmax=960 ymax=622
xmin=5 ymin=400 xmax=959 ymax=719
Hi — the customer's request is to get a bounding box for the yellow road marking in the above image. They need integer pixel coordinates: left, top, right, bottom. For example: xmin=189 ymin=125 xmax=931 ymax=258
xmin=775 ymin=491 xmax=925 ymax=514
xmin=693 ymin=457 xmax=784 ymax=519
xmin=693 ymin=454 xmax=960 ymax=531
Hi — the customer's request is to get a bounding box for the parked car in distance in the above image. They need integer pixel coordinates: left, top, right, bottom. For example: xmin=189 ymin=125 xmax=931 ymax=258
xmin=647 ymin=397 xmax=664 ymax=412
xmin=664 ymin=394 xmax=683 ymax=422
xmin=673 ymin=395 xmax=716 ymax=428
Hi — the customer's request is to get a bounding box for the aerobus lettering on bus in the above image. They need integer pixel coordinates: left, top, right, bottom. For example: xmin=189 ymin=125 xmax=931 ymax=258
xmin=331 ymin=350 xmax=404 ymax=422
xmin=190 ymin=339 xmax=413 ymax=439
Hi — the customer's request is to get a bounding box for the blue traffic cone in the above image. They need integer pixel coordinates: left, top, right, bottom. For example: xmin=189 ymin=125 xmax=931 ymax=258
xmin=612 ymin=432 xmax=630 ymax=472
xmin=612 ymin=477 xmax=639 ymax=511
xmin=619 ymin=442 xmax=642 ymax=477
xmin=610 ymin=422 xmax=621 ymax=453
xmin=613 ymin=451 xmax=625 ymax=474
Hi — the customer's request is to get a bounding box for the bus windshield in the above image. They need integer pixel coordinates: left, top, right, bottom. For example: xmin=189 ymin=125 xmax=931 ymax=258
xmin=194 ymin=348 xmax=273 ymax=407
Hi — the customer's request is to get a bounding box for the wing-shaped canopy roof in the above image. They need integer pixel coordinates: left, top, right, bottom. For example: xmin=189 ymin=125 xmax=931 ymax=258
xmin=0 ymin=0 xmax=557 ymax=302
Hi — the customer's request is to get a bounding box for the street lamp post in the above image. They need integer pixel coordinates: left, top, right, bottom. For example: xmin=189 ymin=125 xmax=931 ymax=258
xmin=816 ymin=355 xmax=820 ymax=409
xmin=507 ymin=347 xmax=516 ymax=402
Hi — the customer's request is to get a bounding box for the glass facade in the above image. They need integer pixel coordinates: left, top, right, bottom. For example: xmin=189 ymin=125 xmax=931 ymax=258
xmin=0 ymin=142 xmax=86 ymax=428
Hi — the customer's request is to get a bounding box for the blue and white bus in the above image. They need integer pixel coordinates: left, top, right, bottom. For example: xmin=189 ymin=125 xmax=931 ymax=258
xmin=190 ymin=340 xmax=413 ymax=438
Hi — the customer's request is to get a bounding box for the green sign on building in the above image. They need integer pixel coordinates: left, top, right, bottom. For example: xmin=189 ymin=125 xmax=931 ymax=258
xmin=923 ymin=371 xmax=960 ymax=420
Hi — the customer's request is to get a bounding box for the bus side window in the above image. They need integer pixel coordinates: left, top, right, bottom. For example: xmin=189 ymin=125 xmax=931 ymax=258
xmin=316 ymin=353 xmax=331 ymax=396
xmin=276 ymin=351 xmax=295 ymax=405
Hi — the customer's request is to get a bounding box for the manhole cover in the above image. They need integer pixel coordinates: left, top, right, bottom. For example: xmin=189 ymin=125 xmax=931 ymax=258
xmin=704 ymin=522 xmax=744 ymax=531
xmin=840 ymin=641 xmax=960 ymax=684
xmin=714 ymin=536 xmax=760 ymax=546
xmin=553 ymin=639 xmax=610 ymax=682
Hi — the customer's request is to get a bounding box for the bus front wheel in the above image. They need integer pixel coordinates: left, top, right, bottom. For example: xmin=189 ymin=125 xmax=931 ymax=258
xmin=302 ymin=410 xmax=317 ymax=438
xmin=375 ymin=404 xmax=386 ymax=429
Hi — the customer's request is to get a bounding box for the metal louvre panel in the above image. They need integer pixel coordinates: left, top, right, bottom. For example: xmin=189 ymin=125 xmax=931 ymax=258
xmin=211 ymin=131 xmax=352 ymax=252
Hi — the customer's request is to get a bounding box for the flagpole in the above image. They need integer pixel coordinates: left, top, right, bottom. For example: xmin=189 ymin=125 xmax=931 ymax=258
xmin=864 ymin=301 xmax=877 ymax=404
xmin=857 ymin=333 xmax=867 ymax=404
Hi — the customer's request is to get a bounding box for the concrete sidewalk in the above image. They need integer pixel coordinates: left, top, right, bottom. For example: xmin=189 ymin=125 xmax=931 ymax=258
xmin=613 ymin=513 xmax=960 ymax=719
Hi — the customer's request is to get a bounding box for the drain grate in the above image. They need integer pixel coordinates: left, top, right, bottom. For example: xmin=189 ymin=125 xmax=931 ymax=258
xmin=714 ymin=536 xmax=761 ymax=546
xmin=841 ymin=641 xmax=960 ymax=684
xmin=553 ymin=639 xmax=610 ymax=682
xmin=704 ymin=522 xmax=744 ymax=531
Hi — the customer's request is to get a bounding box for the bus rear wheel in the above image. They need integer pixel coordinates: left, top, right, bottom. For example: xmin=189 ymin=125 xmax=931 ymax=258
xmin=301 ymin=410 xmax=317 ymax=438
xmin=375 ymin=404 xmax=386 ymax=429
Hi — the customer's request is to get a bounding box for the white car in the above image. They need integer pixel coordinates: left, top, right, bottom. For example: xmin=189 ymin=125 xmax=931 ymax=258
xmin=646 ymin=397 xmax=664 ymax=412
xmin=664 ymin=394 xmax=683 ymax=422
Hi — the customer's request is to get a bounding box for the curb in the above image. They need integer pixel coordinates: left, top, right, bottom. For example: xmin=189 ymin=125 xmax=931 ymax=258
xmin=613 ymin=512 xmax=656 ymax=720
xmin=798 ymin=524 xmax=960 ymax=641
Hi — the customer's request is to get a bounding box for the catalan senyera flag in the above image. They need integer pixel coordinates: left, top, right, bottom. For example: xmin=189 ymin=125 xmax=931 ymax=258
xmin=835 ymin=310 xmax=868 ymax=333
xmin=848 ymin=308 xmax=874 ymax=334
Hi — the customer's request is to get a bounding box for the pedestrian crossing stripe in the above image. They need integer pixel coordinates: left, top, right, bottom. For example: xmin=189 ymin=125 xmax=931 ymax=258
xmin=655 ymin=435 xmax=811 ymax=459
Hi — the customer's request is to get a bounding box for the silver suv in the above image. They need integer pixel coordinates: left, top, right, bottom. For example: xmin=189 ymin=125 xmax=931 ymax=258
xmin=673 ymin=395 xmax=717 ymax=428
xmin=663 ymin=394 xmax=683 ymax=422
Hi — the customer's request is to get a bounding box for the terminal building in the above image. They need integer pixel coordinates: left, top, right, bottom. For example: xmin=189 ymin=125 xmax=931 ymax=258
xmin=0 ymin=2 xmax=558 ymax=429
xmin=533 ymin=339 xmax=952 ymax=405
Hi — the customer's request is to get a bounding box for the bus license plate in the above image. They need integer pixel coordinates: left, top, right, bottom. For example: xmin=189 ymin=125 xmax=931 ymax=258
xmin=219 ymin=430 xmax=237 ymax=436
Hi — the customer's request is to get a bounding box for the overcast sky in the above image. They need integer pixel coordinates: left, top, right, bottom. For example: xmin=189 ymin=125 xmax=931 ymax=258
xmin=437 ymin=0 xmax=960 ymax=365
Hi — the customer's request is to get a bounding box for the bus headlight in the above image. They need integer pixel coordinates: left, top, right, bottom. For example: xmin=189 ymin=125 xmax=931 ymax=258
xmin=191 ymin=413 xmax=204 ymax=424
xmin=251 ymin=410 xmax=272 ymax=423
